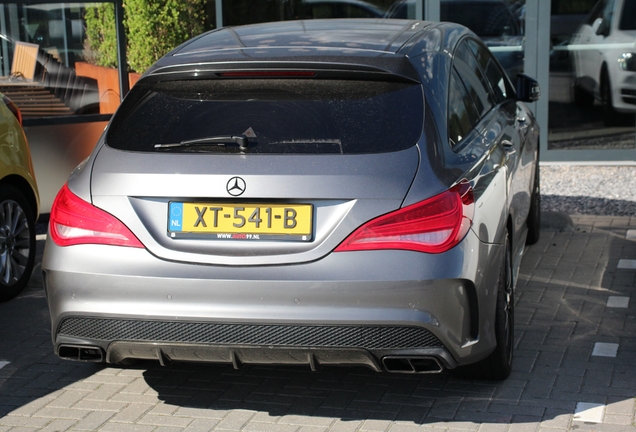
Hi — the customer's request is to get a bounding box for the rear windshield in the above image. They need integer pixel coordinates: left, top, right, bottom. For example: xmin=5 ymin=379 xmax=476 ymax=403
xmin=106 ymin=79 xmax=424 ymax=154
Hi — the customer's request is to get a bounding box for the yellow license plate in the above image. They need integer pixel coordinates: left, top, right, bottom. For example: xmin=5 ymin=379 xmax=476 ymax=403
xmin=168 ymin=202 xmax=313 ymax=241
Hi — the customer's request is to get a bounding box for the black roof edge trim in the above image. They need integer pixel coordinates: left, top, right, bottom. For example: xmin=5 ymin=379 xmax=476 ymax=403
xmin=138 ymin=69 xmax=420 ymax=85
xmin=141 ymin=61 xmax=421 ymax=84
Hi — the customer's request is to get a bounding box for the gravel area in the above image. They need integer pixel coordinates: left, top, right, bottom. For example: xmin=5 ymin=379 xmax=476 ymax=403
xmin=541 ymin=164 xmax=636 ymax=216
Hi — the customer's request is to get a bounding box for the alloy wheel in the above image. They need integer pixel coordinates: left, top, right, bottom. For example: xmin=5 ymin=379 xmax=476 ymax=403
xmin=0 ymin=198 xmax=31 ymax=286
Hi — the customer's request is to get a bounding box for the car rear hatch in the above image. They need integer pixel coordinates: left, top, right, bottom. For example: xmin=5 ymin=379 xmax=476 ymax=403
xmin=90 ymin=65 xmax=426 ymax=266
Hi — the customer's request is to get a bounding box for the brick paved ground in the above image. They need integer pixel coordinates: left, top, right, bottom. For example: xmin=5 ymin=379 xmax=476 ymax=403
xmin=0 ymin=213 xmax=634 ymax=431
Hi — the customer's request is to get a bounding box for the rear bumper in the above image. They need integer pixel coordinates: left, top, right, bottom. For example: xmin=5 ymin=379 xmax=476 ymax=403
xmin=43 ymin=230 xmax=503 ymax=372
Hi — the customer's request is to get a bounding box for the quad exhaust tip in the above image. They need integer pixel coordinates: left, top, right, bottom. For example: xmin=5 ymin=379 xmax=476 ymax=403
xmin=58 ymin=345 xmax=105 ymax=362
xmin=382 ymin=356 xmax=444 ymax=374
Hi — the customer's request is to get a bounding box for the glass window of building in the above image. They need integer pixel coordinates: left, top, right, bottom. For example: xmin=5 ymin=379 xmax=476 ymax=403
xmin=549 ymin=0 xmax=635 ymax=153
xmin=0 ymin=2 xmax=126 ymax=119
xmin=6 ymin=0 xmax=629 ymax=162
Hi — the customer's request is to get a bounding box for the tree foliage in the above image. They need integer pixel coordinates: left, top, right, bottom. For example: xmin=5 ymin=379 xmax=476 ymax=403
xmin=83 ymin=3 xmax=118 ymax=68
xmin=124 ymin=0 xmax=206 ymax=73
xmin=83 ymin=0 xmax=207 ymax=73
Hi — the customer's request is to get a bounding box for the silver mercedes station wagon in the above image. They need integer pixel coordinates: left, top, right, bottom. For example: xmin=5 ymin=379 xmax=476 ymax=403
xmin=43 ymin=19 xmax=540 ymax=380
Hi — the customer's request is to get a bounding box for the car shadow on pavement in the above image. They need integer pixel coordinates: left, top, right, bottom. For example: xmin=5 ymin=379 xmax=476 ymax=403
xmin=0 ymin=212 xmax=634 ymax=430
xmin=133 ymin=212 xmax=636 ymax=428
xmin=0 ymin=239 xmax=101 ymax=419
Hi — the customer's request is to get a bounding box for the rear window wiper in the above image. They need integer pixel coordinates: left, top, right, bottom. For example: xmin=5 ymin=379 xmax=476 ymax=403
xmin=155 ymin=128 xmax=257 ymax=152
xmin=154 ymin=134 xmax=249 ymax=151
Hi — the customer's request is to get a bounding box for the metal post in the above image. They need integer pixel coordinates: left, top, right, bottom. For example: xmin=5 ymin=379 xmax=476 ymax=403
xmin=8 ymin=4 xmax=19 ymax=42
xmin=215 ymin=0 xmax=223 ymax=29
xmin=114 ymin=0 xmax=129 ymax=99
xmin=61 ymin=4 xmax=69 ymax=66
xmin=0 ymin=6 xmax=10 ymax=76
xmin=415 ymin=0 xmax=423 ymax=20
xmin=424 ymin=0 xmax=440 ymax=22
xmin=524 ymin=0 xmax=550 ymax=160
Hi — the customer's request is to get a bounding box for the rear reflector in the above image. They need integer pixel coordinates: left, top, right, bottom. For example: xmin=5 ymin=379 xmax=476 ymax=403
xmin=49 ymin=184 xmax=144 ymax=248
xmin=334 ymin=181 xmax=474 ymax=254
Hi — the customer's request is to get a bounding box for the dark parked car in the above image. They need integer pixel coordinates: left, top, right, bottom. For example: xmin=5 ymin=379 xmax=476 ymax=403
xmin=43 ymin=19 xmax=540 ymax=380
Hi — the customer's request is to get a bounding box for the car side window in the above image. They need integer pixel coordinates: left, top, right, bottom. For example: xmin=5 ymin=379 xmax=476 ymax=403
xmin=600 ymin=0 xmax=615 ymax=24
xmin=619 ymin=0 xmax=636 ymax=30
xmin=586 ymin=0 xmax=607 ymax=25
xmin=454 ymin=40 xmax=494 ymax=116
xmin=595 ymin=0 xmax=615 ymax=35
xmin=448 ymin=68 xmax=480 ymax=148
xmin=467 ymin=39 xmax=509 ymax=104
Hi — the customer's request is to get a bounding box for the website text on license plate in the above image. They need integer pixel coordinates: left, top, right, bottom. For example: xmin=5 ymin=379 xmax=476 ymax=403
xmin=168 ymin=202 xmax=313 ymax=241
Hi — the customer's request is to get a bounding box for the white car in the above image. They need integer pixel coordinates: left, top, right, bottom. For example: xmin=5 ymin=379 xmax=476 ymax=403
xmin=571 ymin=0 xmax=636 ymax=124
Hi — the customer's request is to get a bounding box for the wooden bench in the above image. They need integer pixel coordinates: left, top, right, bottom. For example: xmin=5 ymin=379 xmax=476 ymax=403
xmin=8 ymin=41 xmax=39 ymax=81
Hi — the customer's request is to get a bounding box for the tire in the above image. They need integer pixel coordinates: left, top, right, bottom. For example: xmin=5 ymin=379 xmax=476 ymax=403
xmin=573 ymin=83 xmax=594 ymax=107
xmin=454 ymin=233 xmax=514 ymax=381
xmin=526 ymin=164 xmax=541 ymax=245
xmin=601 ymin=72 xmax=618 ymax=126
xmin=0 ymin=185 xmax=36 ymax=301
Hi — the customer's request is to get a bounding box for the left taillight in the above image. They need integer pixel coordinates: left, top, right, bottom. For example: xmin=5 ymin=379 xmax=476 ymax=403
xmin=49 ymin=184 xmax=144 ymax=248
xmin=334 ymin=181 xmax=474 ymax=254
xmin=3 ymin=96 xmax=22 ymax=126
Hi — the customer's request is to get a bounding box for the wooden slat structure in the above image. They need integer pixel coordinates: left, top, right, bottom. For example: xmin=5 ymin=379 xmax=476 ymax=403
xmin=0 ymin=84 xmax=73 ymax=117
xmin=9 ymin=41 xmax=39 ymax=82
xmin=0 ymin=42 xmax=99 ymax=118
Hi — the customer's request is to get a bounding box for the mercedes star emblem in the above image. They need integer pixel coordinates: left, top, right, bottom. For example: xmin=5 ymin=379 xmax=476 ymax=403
xmin=226 ymin=177 xmax=246 ymax=196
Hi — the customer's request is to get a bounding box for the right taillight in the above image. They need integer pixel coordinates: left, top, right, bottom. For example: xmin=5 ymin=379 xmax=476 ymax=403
xmin=3 ymin=96 xmax=22 ymax=126
xmin=49 ymin=184 xmax=144 ymax=248
xmin=334 ymin=181 xmax=474 ymax=254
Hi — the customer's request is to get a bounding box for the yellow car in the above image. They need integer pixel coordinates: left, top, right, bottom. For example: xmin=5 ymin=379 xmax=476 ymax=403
xmin=0 ymin=94 xmax=39 ymax=301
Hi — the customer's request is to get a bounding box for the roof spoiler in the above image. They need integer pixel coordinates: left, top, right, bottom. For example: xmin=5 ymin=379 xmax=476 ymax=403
xmin=139 ymin=60 xmax=421 ymax=85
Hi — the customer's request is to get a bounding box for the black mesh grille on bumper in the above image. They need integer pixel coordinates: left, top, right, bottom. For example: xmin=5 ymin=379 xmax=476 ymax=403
xmin=622 ymin=89 xmax=636 ymax=105
xmin=57 ymin=317 xmax=443 ymax=350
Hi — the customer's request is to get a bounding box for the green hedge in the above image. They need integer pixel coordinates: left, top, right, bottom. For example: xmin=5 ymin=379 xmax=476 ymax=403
xmin=83 ymin=3 xmax=118 ymax=68
xmin=83 ymin=0 xmax=206 ymax=73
